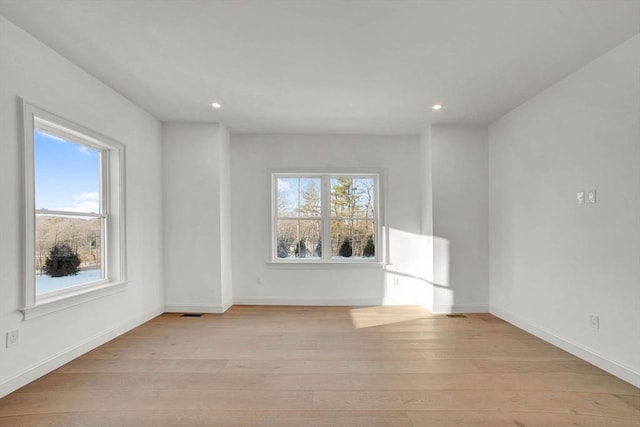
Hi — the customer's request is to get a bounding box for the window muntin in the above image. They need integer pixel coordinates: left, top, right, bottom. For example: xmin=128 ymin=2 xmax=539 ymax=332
xmin=273 ymin=173 xmax=379 ymax=263
xmin=22 ymin=101 xmax=126 ymax=317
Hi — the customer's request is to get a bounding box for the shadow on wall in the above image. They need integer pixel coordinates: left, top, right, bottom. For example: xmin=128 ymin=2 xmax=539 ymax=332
xmin=383 ymin=228 xmax=451 ymax=311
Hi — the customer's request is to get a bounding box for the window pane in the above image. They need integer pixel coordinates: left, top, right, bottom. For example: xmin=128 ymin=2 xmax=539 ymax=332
xmin=352 ymin=177 xmax=376 ymax=218
xmin=34 ymin=130 xmax=101 ymax=213
xmin=330 ymin=176 xmax=375 ymax=219
xmin=331 ymin=219 xmax=352 ymax=258
xmin=331 ymin=219 xmax=375 ymax=258
xmin=298 ymin=178 xmax=321 ymax=217
xmin=35 ymin=214 xmax=104 ymax=295
xmin=276 ymin=219 xmax=321 ymax=259
xmin=298 ymin=219 xmax=322 ymax=258
xmin=276 ymin=177 xmax=321 ymax=218
xmin=276 ymin=178 xmax=299 ymax=217
xmin=353 ymin=220 xmax=376 ymax=257
xmin=276 ymin=219 xmax=297 ymax=258
xmin=330 ymin=177 xmax=353 ymax=218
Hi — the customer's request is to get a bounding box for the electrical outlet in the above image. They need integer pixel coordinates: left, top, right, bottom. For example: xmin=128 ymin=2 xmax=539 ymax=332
xmin=6 ymin=330 xmax=18 ymax=348
xmin=590 ymin=315 xmax=600 ymax=329
xmin=393 ymin=277 xmax=400 ymax=286
xmin=587 ymin=190 xmax=597 ymax=204
xmin=576 ymin=191 xmax=585 ymax=204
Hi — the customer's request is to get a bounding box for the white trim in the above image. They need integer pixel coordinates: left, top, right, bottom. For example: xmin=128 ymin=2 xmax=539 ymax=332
xmin=234 ymin=296 xmax=389 ymax=307
xmin=376 ymin=297 xmax=431 ymax=307
xmin=21 ymin=99 xmax=127 ymax=317
xmin=222 ymin=298 xmax=234 ymax=313
xmin=491 ymin=306 xmax=640 ymax=388
xmin=266 ymin=261 xmax=385 ymax=270
xmin=0 ymin=307 xmax=162 ymax=399
xmin=270 ymin=170 xmax=384 ymax=264
xmin=34 ymin=209 xmax=105 ymax=218
xmin=432 ymin=303 xmax=489 ymax=314
xmin=35 ymin=117 xmax=114 ymax=152
xmin=22 ymin=281 xmax=127 ymax=321
xmin=321 ymin=174 xmax=331 ymax=261
xmin=164 ymin=302 xmax=232 ymax=314
xmin=22 ymin=101 xmax=36 ymax=307
xmin=233 ymin=298 xmax=484 ymax=312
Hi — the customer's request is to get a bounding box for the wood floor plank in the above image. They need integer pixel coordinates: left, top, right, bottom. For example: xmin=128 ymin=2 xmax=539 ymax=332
xmin=1 ymin=305 xmax=638 ymax=426
xmin=2 ymin=410 xmax=413 ymax=427
xmin=16 ymin=372 xmax=552 ymax=392
xmin=54 ymin=358 xmax=229 ymax=373
xmin=0 ymin=389 xmax=314 ymax=416
xmin=407 ymin=410 xmax=640 ymax=427
xmin=312 ymin=389 xmax=639 ymax=418
xmin=220 ymin=359 xmax=482 ymax=374
xmin=17 ymin=371 xmax=638 ymax=395
xmin=80 ymin=339 xmax=573 ymax=361
xmin=471 ymin=358 xmax=611 ymax=375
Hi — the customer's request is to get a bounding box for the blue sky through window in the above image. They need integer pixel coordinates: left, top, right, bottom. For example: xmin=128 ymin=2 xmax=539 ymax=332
xmin=276 ymin=177 xmax=321 ymax=217
xmin=34 ymin=130 xmax=100 ymax=213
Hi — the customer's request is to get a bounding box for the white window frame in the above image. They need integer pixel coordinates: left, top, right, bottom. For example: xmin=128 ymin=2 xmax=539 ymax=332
xmin=271 ymin=170 xmax=384 ymax=264
xmin=21 ymin=100 xmax=127 ymax=320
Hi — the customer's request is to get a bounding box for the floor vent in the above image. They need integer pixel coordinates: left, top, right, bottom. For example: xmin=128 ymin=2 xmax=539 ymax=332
xmin=446 ymin=314 xmax=467 ymax=318
xmin=181 ymin=313 xmax=204 ymax=317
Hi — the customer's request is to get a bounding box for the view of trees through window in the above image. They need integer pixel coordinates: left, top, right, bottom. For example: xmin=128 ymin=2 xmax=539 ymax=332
xmin=276 ymin=177 xmax=322 ymax=259
xmin=34 ymin=129 xmax=105 ymax=294
xmin=275 ymin=174 xmax=377 ymax=261
xmin=35 ymin=217 xmax=102 ymax=276
xmin=330 ymin=177 xmax=375 ymax=258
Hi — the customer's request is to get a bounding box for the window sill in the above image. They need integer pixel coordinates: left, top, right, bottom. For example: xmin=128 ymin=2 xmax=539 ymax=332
xmin=267 ymin=261 xmax=386 ymax=270
xmin=21 ymin=281 xmax=127 ymax=320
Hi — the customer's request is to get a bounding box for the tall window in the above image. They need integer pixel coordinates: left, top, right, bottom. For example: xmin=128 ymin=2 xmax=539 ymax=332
xmin=273 ymin=173 xmax=380 ymax=262
xmin=22 ymin=101 xmax=126 ymax=319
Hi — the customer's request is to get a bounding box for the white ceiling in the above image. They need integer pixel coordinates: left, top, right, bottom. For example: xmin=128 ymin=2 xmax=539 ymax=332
xmin=1 ymin=0 xmax=638 ymax=134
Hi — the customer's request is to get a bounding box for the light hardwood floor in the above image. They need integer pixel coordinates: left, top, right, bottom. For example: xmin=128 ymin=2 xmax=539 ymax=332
xmin=0 ymin=305 xmax=638 ymax=426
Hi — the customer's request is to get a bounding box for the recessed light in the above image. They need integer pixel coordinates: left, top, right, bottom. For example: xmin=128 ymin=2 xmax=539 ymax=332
xmin=211 ymin=102 xmax=222 ymax=109
xmin=432 ymin=104 xmax=443 ymax=111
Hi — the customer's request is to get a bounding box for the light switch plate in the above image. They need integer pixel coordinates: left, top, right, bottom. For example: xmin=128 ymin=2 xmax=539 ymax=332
xmin=577 ymin=191 xmax=585 ymax=204
xmin=587 ymin=190 xmax=597 ymax=203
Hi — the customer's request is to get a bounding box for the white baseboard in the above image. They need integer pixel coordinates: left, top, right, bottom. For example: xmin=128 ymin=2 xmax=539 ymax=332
xmin=432 ymin=303 xmax=489 ymax=314
xmin=0 ymin=307 xmax=163 ymax=399
xmin=164 ymin=301 xmax=232 ymax=314
xmin=221 ymin=297 xmax=233 ymax=313
xmin=232 ymin=296 xmax=482 ymax=309
xmin=491 ymin=306 xmax=640 ymax=388
xmin=233 ymin=296 xmax=385 ymax=307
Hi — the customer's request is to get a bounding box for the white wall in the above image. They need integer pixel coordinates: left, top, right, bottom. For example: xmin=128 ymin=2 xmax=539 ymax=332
xmin=419 ymin=126 xmax=489 ymax=314
xmin=431 ymin=125 xmax=489 ymax=313
xmin=162 ymin=122 xmax=232 ymax=313
xmin=219 ymin=126 xmax=233 ymax=309
xmin=0 ymin=17 xmax=164 ymax=397
xmin=230 ymin=134 xmax=428 ymax=306
xmin=489 ymin=35 xmax=640 ymax=386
